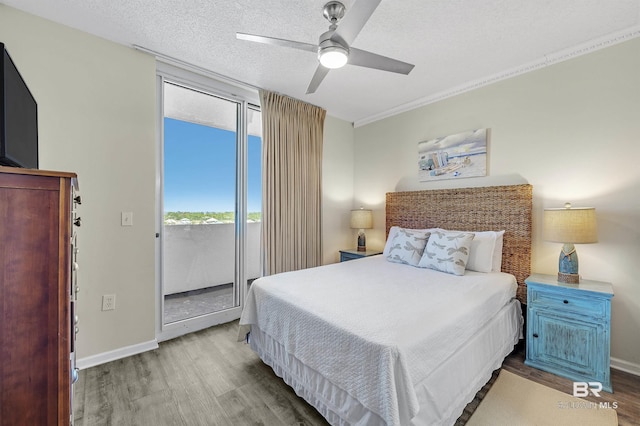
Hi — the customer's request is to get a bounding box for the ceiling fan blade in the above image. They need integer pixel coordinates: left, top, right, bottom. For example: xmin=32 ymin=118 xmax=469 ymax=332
xmin=332 ymin=0 xmax=382 ymax=46
xmin=236 ymin=32 xmax=317 ymax=54
xmin=349 ymin=47 xmax=415 ymax=75
xmin=306 ymin=65 xmax=331 ymax=94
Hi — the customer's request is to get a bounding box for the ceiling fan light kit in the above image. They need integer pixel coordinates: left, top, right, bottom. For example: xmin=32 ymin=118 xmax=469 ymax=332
xmin=236 ymin=0 xmax=414 ymax=93
xmin=318 ymin=44 xmax=349 ymax=69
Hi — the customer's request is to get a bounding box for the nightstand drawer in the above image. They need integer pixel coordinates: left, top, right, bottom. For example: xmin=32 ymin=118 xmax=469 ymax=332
xmin=529 ymin=288 xmax=608 ymax=318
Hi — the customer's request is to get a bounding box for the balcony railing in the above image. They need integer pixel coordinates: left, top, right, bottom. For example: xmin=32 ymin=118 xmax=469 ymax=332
xmin=163 ymin=221 xmax=261 ymax=295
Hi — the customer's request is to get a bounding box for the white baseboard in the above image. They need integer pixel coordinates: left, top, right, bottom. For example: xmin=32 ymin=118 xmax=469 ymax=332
xmin=76 ymin=339 xmax=159 ymax=370
xmin=611 ymin=356 xmax=640 ymax=377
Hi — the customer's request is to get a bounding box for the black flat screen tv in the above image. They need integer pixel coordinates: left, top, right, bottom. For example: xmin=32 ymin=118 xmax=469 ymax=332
xmin=0 ymin=42 xmax=38 ymax=169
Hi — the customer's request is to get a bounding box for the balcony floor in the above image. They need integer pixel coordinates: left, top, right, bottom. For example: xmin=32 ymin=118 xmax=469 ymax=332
xmin=164 ymin=284 xmax=233 ymax=324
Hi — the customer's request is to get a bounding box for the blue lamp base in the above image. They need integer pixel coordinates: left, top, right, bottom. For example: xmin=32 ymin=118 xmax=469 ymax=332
xmin=357 ymin=230 xmax=366 ymax=251
xmin=558 ymin=243 xmax=580 ymax=284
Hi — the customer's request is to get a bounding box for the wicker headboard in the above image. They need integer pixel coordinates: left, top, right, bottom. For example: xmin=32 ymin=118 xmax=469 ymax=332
xmin=386 ymin=184 xmax=532 ymax=303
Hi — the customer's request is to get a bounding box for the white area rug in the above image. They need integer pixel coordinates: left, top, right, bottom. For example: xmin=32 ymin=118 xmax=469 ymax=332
xmin=467 ymin=370 xmax=618 ymax=426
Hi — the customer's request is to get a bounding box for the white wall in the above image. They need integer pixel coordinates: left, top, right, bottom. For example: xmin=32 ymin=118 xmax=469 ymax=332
xmin=1 ymin=5 xmax=157 ymax=360
xmin=353 ymin=38 xmax=640 ymax=372
xmin=322 ymin=115 xmax=356 ymax=264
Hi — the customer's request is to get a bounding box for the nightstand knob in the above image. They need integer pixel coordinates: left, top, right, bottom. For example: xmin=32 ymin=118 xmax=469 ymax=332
xmin=563 ymin=300 xmax=569 ymax=304
xmin=533 ymin=333 xmax=539 ymax=338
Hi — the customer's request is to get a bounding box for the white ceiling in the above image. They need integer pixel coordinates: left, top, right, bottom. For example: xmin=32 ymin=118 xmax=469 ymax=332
xmin=3 ymin=0 xmax=640 ymax=126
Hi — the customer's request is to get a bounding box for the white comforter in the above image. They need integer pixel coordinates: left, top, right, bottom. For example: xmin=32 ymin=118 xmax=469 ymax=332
xmin=239 ymin=255 xmax=517 ymax=425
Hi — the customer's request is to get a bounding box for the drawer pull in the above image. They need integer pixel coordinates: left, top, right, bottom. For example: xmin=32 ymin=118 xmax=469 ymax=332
xmin=563 ymin=300 xmax=569 ymax=304
xmin=533 ymin=333 xmax=539 ymax=338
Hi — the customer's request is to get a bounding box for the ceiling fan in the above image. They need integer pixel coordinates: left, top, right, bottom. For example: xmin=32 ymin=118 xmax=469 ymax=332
xmin=236 ymin=0 xmax=415 ymax=94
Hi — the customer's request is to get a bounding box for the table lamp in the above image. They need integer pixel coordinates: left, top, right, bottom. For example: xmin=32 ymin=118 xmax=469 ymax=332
xmin=543 ymin=203 xmax=597 ymax=284
xmin=350 ymin=208 xmax=373 ymax=251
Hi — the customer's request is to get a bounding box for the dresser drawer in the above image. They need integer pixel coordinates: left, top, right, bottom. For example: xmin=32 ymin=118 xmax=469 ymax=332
xmin=529 ymin=287 xmax=608 ymax=318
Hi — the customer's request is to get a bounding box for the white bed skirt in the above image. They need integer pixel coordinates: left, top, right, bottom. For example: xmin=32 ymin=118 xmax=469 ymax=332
xmin=249 ymin=299 xmax=523 ymax=426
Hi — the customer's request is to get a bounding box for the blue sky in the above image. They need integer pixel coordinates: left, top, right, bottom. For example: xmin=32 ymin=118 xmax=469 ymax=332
xmin=164 ymin=117 xmax=262 ymax=212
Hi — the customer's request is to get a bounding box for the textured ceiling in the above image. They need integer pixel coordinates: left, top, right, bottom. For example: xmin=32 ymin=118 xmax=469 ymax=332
xmin=2 ymin=0 xmax=639 ymax=125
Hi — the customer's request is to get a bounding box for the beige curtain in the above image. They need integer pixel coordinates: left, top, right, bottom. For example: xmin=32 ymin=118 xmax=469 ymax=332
xmin=260 ymin=90 xmax=326 ymax=275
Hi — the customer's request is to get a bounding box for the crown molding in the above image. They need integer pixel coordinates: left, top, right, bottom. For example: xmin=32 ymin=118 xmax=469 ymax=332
xmin=353 ymin=26 xmax=640 ymax=128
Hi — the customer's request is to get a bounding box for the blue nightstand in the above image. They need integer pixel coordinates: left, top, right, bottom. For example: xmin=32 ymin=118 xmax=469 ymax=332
xmin=339 ymin=249 xmax=382 ymax=262
xmin=525 ymin=274 xmax=613 ymax=392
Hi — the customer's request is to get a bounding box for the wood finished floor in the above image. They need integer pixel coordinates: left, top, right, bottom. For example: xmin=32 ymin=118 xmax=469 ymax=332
xmin=74 ymin=321 xmax=640 ymax=425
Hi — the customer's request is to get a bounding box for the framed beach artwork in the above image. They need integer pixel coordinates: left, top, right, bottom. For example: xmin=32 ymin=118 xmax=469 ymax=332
xmin=418 ymin=128 xmax=488 ymax=182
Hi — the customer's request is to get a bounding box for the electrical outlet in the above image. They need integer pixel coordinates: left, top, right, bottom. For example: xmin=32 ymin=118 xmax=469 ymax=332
xmin=102 ymin=294 xmax=116 ymax=311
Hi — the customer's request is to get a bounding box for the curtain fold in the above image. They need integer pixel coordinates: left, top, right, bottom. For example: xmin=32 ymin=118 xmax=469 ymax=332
xmin=260 ymin=90 xmax=326 ymax=275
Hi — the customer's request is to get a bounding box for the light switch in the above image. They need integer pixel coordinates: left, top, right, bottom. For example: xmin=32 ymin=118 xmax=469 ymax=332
xmin=121 ymin=211 xmax=133 ymax=227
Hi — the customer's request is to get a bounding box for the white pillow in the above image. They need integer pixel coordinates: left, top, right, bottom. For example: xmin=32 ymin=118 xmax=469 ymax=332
xmin=466 ymin=231 xmax=502 ymax=273
xmin=385 ymin=228 xmax=431 ymax=266
xmin=418 ymin=230 xmax=475 ymax=275
xmin=492 ymin=230 xmax=505 ymax=272
xmin=434 ymin=228 xmax=505 ymax=273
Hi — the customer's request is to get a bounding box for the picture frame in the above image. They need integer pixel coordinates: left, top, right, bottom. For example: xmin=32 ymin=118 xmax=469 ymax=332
xmin=418 ymin=128 xmax=488 ymax=182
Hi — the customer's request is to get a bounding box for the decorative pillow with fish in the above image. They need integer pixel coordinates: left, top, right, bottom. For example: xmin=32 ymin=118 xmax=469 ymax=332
xmin=418 ymin=230 xmax=475 ymax=275
xmin=385 ymin=228 xmax=431 ymax=266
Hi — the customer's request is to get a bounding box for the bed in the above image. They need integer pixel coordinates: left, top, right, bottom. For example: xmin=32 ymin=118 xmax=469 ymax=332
xmin=239 ymin=184 xmax=532 ymax=425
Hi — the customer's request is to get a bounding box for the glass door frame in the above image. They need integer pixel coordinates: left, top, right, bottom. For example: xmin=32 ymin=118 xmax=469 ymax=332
xmin=154 ymin=62 xmax=260 ymax=341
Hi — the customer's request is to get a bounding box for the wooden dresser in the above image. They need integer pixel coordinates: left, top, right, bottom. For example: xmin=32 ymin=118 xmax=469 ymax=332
xmin=0 ymin=166 xmax=80 ymax=425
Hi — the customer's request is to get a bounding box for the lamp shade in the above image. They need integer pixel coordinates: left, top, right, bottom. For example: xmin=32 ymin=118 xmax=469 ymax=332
xmin=543 ymin=204 xmax=597 ymax=244
xmin=350 ymin=209 xmax=373 ymax=229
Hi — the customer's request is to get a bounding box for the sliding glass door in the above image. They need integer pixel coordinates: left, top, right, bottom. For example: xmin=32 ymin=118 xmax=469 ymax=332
xmin=157 ymin=72 xmax=261 ymax=340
